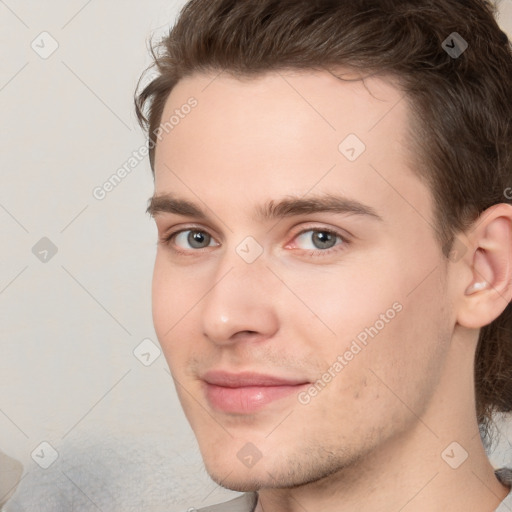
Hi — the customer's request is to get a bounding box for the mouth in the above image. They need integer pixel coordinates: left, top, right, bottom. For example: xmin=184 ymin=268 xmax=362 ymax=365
xmin=201 ymin=370 xmax=310 ymax=414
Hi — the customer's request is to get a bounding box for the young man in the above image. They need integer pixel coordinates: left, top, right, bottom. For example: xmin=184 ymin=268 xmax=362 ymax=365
xmin=135 ymin=0 xmax=512 ymax=510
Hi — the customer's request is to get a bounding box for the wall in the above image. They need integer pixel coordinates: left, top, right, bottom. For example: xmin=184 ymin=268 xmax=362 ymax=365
xmin=1 ymin=1 xmax=511 ymax=510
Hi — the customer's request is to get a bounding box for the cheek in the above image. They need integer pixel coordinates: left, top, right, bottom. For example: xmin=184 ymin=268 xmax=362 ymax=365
xmin=278 ymin=259 xmax=401 ymax=350
xmin=151 ymin=255 xmax=195 ymax=359
xmin=295 ymin=252 xmax=449 ymax=404
xmin=333 ymin=272 xmax=450 ymax=421
xmin=151 ymin=256 xmax=173 ymax=339
xmin=152 ymin=253 xmax=204 ymax=324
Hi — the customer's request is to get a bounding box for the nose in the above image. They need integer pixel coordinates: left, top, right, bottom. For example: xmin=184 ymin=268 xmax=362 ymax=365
xmin=200 ymin=254 xmax=280 ymax=346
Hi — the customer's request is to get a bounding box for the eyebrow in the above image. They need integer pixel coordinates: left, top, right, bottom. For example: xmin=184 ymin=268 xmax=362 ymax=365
xmin=146 ymin=193 xmax=383 ymax=222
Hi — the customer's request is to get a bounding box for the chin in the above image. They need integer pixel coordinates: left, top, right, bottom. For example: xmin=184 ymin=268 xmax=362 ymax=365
xmin=205 ymin=464 xmax=267 ymax=492
xmin=201 ymin=452 xmax=326 ymax=492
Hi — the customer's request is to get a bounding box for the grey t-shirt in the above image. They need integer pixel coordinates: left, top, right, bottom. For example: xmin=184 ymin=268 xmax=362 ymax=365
xmin=196 ymin=467 xmax=512 ymax=512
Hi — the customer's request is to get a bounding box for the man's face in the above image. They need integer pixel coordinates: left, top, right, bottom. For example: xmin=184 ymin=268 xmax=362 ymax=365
xmin=150 ymin=70 xmax=454 ymax=490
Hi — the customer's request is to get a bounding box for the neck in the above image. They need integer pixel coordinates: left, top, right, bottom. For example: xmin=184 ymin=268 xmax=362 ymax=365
xmin=254 ymin=425 xmax=509 ymax=512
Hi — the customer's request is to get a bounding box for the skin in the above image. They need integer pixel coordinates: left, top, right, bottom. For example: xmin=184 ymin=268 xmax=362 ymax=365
xmin=149 ymin=69 xmax=512 ymax=512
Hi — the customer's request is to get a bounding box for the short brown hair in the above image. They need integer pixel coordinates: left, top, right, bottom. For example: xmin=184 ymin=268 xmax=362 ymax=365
xmin=134 ymin=0 xmax=512 ymax=444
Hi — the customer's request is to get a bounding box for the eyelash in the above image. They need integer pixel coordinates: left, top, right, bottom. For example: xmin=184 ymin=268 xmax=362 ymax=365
xmin=158 ymin=225 xmax=351 ymax=258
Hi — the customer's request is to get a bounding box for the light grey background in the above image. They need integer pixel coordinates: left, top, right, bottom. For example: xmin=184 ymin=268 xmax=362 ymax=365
xmin=1 ymin=1 xmax=511 ymax=511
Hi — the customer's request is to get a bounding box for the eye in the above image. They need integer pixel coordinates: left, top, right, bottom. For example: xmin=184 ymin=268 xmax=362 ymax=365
xmin=161 ymin=229 xmax=218 ymax=251
xmin=159 ymin=226 xmax=350 ymax=257
xmin=290 ymin=228 xmax=349 ymax=254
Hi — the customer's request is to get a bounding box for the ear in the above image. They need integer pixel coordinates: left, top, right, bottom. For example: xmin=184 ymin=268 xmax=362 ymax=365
xmin=455 ymin=203 xmax=512 ymax=329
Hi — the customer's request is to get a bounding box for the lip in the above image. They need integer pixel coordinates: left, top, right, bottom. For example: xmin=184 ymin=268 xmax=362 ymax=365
xmin=201 ymin=371 xmax=310 ymax=413
xmin=202 ymin=370 xmax=309 ymax=387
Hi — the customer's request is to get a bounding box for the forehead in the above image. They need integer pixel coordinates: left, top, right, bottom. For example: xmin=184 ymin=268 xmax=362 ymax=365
xmin=155 ymin=69 xmax=409 ymax=167
xmin=152 ymin=69 xmax=432 ymax=231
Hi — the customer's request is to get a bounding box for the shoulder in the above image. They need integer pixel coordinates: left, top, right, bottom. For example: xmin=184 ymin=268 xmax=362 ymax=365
xmin=193 ymin=492 xmax=258 ymax=512
xmin=496 ymin=467 xmax=512 ymax=512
